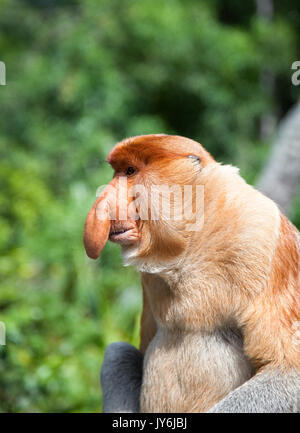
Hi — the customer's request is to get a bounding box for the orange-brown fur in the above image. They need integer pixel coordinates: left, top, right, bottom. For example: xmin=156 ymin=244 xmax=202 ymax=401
xmin=241 ymin=214 xmax=300 ymax=369
xmin=84 ymin=134 xmax=300 ymax=412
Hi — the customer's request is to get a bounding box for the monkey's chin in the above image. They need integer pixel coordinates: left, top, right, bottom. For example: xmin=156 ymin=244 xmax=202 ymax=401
xmin=121 ymin=245 xmax=178 ymax=273
xmin=121 ymin=243 xmax=140 ymax=266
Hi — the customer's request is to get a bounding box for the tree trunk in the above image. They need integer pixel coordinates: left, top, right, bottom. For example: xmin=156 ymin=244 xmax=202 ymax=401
xmin=257 ymin=101 xmax=300 ymax=215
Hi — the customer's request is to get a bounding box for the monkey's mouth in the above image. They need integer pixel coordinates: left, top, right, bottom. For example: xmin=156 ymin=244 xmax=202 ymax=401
xmin=109 ymin=223 xmax=139 ymax=244
xmin=109 ymin=229 xmax=130 ymax=240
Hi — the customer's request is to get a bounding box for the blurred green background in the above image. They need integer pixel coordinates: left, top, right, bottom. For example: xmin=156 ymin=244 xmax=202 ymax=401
xmin=0 ymin=0 xmax=300 ymax=412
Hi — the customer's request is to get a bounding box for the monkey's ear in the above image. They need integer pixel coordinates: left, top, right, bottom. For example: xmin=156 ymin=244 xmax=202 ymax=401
xmin=83 ymin=196 xmax=111 ymax=259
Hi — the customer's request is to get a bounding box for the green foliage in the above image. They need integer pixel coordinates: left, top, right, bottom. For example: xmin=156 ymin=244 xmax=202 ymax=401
xmin=0 ymin=0 xmax=299 ymax=412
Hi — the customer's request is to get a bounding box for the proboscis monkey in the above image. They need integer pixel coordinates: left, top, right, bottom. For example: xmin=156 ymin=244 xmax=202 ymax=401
xmin=83 ymin=134 xmax=300 ymax=413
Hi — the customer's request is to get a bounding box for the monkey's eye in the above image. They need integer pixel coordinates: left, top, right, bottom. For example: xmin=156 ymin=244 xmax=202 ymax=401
xmin=188 ymin=155 xmax=201 ymax=163
xmin=125 ymin=166 xmax=136 ymax=176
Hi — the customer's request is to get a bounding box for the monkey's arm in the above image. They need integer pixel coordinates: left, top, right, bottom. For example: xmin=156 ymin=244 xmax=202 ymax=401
xmin=209 ymin=367 xmax=300 ymax=413
xmin=139 ymin=283 xmax=157 ymax=355
xmin=101 ymin=285 xmax=156 ymax=413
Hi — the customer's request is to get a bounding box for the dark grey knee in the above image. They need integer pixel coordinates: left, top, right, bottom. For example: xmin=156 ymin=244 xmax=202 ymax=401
xmin=209 ymin=368 xmax=300 ymax=413
xmin=100 ymin=342 xmax=143 ymax=413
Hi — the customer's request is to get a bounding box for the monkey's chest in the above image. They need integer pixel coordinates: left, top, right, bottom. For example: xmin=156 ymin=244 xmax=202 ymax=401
xmin=140 ymin=328 xmax=252 ymax=413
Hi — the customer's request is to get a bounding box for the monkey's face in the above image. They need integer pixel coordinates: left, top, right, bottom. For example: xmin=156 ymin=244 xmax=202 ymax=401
xmin=83 ymin=134 xmax=215 ymax=268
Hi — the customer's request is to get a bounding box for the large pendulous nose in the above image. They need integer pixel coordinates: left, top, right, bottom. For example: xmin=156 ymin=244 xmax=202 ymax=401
xmin=83 ymin=192 xmax=111 ymax=259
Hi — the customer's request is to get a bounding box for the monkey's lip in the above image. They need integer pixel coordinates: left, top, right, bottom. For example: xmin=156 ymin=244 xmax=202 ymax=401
xmin=109 ymin=225 xmax=138 ymax=244
xmin=109 ymin=229 xmax=130 ymax=239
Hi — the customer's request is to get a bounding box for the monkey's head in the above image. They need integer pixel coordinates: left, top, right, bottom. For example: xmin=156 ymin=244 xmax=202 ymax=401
xmin=83 ymin=134 xmax=215 ymax=271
